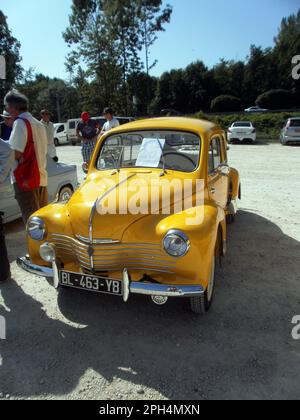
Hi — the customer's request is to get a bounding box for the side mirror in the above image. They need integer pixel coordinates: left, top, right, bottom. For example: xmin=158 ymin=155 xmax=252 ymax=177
xmin=82 ymin=162 xmax=89 ymax=174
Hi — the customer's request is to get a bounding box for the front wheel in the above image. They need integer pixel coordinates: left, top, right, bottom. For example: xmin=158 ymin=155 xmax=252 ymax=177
xmin=190 ymin=256 xmax=216 ymax=314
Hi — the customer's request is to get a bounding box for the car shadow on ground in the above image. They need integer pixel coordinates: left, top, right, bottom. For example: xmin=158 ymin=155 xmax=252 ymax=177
xmin=1 ymin=210 xmax=300 ymax=400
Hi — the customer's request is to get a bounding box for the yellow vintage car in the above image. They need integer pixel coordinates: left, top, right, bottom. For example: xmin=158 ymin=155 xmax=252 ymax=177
xmin=18 ymin=117 xmax=240 ymax=314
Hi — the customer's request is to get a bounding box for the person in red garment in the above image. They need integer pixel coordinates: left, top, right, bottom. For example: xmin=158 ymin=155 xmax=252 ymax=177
xmin=5 ymin=90 xmax=48 ymax=224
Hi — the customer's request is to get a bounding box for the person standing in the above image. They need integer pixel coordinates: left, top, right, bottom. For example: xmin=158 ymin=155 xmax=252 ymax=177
xmin=0 ymin=139 xmax=14 ymax=282
xmin=0 ymin=110 xmax=14 ymax=141
xmin=5 ymin=90 xmax=48 ymax=224
xmin=101 ymin=107 xmax=120 ymax=134
xmin=40 ymin=109 xmax=58 ymax=162
xmin=76 ymin=112 xmax=100 ymax=164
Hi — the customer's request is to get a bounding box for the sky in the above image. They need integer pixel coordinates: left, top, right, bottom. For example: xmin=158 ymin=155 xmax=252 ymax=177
xmin=1 ymin=0 xmax=300 ymax=80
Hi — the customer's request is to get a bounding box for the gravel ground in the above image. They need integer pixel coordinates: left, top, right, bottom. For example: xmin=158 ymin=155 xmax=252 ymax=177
xmin=1 ymin=141 xmax=300 ymax=400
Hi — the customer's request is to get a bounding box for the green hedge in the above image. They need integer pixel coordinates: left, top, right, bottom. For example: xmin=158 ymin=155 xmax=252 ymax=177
xmin=192 ymin=111 xmax=300 ymax=139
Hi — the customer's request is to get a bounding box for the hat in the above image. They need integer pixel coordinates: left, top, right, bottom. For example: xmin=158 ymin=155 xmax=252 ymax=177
xmin=0 ymin=110 xmax=12 ymax=119
xmin=41 ymin=109 xmax=51 ymax=116
xmin=81 ymin=112 xmax=90 ymax=122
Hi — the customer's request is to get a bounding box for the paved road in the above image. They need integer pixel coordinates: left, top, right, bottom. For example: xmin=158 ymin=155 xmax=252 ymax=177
xmin=1 ymin=142 xmax=300 ymax=400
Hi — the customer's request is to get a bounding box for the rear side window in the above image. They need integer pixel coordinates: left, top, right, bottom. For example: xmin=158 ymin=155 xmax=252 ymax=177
xmin=209 ymin=138 xmax=221 ymax=172
xmin=289 ymin=119 xmax=300 ymax=127
xmin=69 ymin=121 xmax=76 ymax=130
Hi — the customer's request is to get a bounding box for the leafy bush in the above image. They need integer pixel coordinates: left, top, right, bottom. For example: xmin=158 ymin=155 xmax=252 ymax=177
xmin=210 ymin=95 xmax=242 ymax=112
xmin=256 ymin=89 xmax=295 ymax=110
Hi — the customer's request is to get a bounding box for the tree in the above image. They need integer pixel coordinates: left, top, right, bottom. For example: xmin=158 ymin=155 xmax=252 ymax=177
xmin=63 ymin=0 xmax=121 ymax=112
xmin=273 ymin=10 xmax=300 ymax=94
xmin=256 ymin=89 xmax=295 ymax=110
xmin=211 ymin=95 xmax=242 ymax=113
xmin=137 ymin=0 xmax=172 ymax=76
xmin=64 ymin=1 xmax=172 ymax=114
xmin=0 ymin=11 xmax=22 ymax=102
xmin=183 ymin=61 xmax=209 ymax=113
xmin=243 ymin=46 xmax=278 ymax=106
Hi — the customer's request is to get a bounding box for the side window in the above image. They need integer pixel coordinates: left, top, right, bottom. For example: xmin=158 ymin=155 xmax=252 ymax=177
xmin=57 ymin=125 xmax=64 ymax=133
xmin=221 ymin=137 xmax=227 ymax=163
xmin=209 ymin=138 xmax=221 ymax=172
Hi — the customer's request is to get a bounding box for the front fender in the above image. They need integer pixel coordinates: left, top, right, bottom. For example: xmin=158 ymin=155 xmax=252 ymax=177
xmin=27 ymin=203 xmax=72 ymax=266
xmin=229 ymin=168 xmax=240 ymax=201
xmin=122 ymin=205 xmax=225 ymax=287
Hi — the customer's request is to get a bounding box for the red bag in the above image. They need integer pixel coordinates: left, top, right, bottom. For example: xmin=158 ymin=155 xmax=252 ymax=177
xmin=14 ymin=118 xmax=40 ymax=192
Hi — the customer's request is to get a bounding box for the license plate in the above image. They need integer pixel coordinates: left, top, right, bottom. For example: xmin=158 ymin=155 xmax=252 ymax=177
xmin=59 ymin=271 xmax=122 ymax=296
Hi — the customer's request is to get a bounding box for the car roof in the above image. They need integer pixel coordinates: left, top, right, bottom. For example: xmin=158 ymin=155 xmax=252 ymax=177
xmin=288 ymin=117 xmax=300 ymax=120
xmin=108 ymin=117 xmax=220 ymax=136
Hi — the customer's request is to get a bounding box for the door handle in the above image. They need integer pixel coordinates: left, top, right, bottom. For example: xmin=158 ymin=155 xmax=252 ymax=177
xmin=210 ymin=187 xmax=216 ymax=194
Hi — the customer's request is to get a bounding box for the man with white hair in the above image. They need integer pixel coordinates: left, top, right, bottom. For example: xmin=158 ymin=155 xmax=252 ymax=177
xmin=5 ymin=90 xmax=48 ymax=223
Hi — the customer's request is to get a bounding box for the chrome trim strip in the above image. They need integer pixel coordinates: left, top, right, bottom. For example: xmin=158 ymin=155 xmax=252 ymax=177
xmin=77 ymin=261 xmax=176 ymax=270
xmin=129 ymin=282 xmax=204 ymax=297
xmin=78 ymin=263 xmax=175 ymax=274
xmin=17 ymin=257 xmax=53 ymax=278
xmin=75 ymin=235 xmax=120 ymax=245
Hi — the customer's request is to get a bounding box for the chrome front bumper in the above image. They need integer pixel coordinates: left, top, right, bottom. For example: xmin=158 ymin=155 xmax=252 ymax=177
xmin=17 ymin=257 xmax=204 ymax=301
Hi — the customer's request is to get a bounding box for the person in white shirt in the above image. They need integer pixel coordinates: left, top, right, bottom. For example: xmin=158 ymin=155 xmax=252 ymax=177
xmin=5 ymin=90 xmax=48 ymax=223
xmin=40 ymin=109 xmax=58 ymax=162
xmin=101 ymin=107 xmax=120 ymax=135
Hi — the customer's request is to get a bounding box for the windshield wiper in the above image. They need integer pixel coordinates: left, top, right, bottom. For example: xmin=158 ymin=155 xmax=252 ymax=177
xmin=156 ymin=139 xmax=167 ymax=176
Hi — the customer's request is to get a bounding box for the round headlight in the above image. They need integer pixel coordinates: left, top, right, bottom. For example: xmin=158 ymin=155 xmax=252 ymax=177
xmin=27 ymin=217 xmax=46 ymax=241
xmin=40 ymin=243 xmax=56 ymax=262
xmin=163 ymin=230 xmax=190 ymax=258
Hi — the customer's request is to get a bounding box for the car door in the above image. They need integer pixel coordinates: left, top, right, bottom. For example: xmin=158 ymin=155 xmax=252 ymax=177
xmin=3 ymin=182 xmax=21 ymax=223
xmin=58 ymin=124 xmax=67 ymax=143
xmin=208 ymin=136 xmax=230 ymax=209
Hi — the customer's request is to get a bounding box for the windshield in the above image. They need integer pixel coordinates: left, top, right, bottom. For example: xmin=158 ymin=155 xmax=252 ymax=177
xmin=233 ymin=122 xmax=251 ymax=128
xmin=97 ymin=130 xmax=201 ymax=173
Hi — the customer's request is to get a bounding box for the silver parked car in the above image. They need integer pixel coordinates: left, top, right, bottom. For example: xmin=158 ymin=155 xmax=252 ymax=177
xmin=3 ymin=156 xmax=78 ymax=223
xmin=280 ymin=118 xmax=300 ymax=145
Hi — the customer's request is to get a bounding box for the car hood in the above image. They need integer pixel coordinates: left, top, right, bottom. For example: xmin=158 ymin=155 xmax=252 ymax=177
xmin=66 ymin=171 xmax=198 ymax=241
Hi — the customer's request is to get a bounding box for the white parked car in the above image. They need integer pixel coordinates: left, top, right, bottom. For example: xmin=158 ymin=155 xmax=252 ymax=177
xmin=227 ymin=121 xmax=257 ymax=143
xmin=54 ymin=123 xmax=68 ymax=146
xmin=67 ymin=118 xmax=82 ymax=146
xmin=244 ymin=106 xmax=269 ymax=113
xmin=280 ymin=118 xmax=300 ymax=145
xmin=3 ymin=156 xmax=78 ymax=224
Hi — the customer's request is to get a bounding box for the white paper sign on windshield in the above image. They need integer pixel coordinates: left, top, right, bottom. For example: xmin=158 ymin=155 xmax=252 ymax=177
xmin=135 ymin=138 xmax=165 ymax=168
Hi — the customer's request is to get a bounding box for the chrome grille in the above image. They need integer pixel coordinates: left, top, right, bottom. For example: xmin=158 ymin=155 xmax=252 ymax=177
xmin=50 ymin=234 xmax=176 ymax=274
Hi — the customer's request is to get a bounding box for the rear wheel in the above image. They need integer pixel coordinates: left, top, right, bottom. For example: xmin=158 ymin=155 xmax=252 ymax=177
xmin=58 ymin=186 xmax=74 ymax=202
